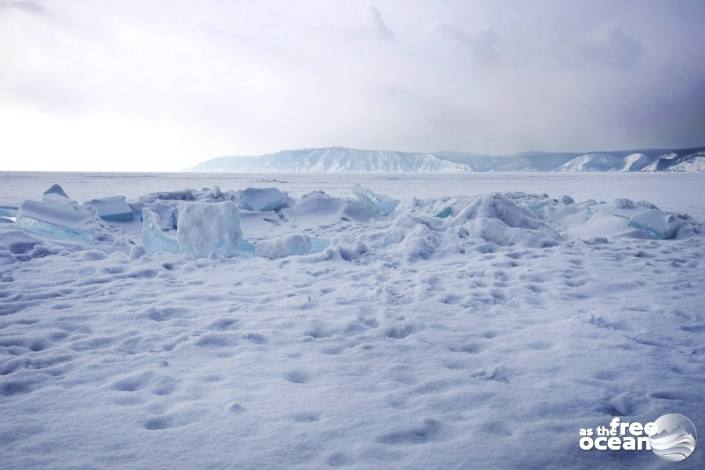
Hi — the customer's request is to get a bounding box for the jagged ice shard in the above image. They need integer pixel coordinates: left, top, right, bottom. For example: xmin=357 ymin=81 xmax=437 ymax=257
xmin=352 ymin=183 xmax=399 ymax=216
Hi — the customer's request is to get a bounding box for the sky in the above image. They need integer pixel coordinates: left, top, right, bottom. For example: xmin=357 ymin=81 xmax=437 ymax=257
xmin=1 ymin=0 xmax=704 ymax=171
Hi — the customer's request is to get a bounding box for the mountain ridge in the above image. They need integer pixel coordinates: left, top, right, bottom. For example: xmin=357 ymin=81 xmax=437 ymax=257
xmin=189 ymin=146 xmax=705 ymax=173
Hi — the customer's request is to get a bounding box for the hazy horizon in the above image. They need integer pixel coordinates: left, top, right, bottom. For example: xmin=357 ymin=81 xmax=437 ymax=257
xmin=2 ymin=0 xmax=705 ymax=171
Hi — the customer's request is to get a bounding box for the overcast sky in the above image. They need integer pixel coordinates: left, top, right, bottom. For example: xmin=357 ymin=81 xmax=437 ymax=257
xmin=1 ymin=0 xmax=704 ymax=171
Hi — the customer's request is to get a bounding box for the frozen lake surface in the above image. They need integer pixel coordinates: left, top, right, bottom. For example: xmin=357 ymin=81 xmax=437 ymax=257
xmin=0 ymin=172 xmax=704 ymax=469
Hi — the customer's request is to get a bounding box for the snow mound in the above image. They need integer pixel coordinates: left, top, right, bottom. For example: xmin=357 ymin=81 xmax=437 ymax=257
xmin=450 ymin=193 xmax=562 ymax=247
xmin=517 ymin=195 xmax=693 ymax=240
xmin=354 ymin=193 xmax=561 ymax=262
xmin=177 ymin=201 xmax=242 ymax=258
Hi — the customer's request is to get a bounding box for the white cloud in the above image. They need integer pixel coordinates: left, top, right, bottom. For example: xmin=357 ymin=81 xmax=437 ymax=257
xmin=0 ymin=0 xmax=704 ymax=170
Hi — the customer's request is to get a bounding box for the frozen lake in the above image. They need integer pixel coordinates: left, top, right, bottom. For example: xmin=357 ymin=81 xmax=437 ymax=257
xmin=2 ymin=171 xmax=705 ymax=218
xmin=1 ymin=171 xmax=704 ymax=469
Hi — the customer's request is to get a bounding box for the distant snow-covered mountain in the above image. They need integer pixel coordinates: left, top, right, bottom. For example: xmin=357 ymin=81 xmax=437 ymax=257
xmin=191 ymin=147 xmax=471 ymax=173
xmin=556 ymin=148 xmax=705 ymax=172
xmin=643 ymin=150 xmax=705 ymax=172
xmin=557 ymin=152 xmax=649 ymax=172
xmin=190 ymin=146 xmax=705 ymax=173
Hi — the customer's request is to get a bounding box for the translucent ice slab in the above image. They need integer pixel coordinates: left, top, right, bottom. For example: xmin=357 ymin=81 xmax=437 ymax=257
xmin=86 ymin=196 xmax=134 ymax=222
xmin=17 ymin=188 xmax=98 ymax=243
xmin=142 ymin=208 xmax=180 ymax=255
xmin=239 ymin=188 xmax=289 ymax=212
xmin=352 ymin=183 xmax=399 ymax=216
xmin=176 ymin=201 xmax=242 ymax=258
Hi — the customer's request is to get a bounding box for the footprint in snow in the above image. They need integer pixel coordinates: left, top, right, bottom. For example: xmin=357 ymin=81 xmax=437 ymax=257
xmin=195 ymin=333 xmax=237 ymax=348
xmin=111 ymin=372 xmax=153 ymax=392
xmin=385 ymin=323 xmax=418 ymax=339
xmin=144 ymin=306 xmax=189 ymax=322
xmin=291 ymin=412 xmax=321 ymax=423
xmin=376 ymin=418 xmax=444 ymax=445
xmin=326 ymin=452 xmax=352 ymax=466
xmin=151 ymin=376 xmax=178 ymax=396
xmin=284 ymin=370 xmax=309 ymax=384
xmin=143 ymin=408 xmax=206 ymax=431
xmin=208 ymin=318 xmax=238 ymax=331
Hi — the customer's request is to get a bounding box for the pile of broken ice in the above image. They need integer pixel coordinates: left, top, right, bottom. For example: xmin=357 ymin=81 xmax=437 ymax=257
xmin=1 ymin=182 xmax=697 ymax=265
xmin=17 ymin=185 xmax=100 ymax=244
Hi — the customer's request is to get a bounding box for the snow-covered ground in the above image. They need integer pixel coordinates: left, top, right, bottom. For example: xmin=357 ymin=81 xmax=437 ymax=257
xmin=1 ymin=173 xmax=704 ymax=469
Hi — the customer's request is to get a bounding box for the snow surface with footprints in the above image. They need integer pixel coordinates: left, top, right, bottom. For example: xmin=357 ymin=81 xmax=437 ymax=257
xmin=1 ymin=174 xmax=704 ymax=469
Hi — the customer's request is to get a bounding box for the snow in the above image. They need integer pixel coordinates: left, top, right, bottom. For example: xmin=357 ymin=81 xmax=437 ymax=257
xmin=0 ymin=228 xmax=56 ymax=265
xmin=622 ymin=153 xmax=650 ymax=171
xmin=559 ymin=153 xmax=624 ymax=172
xmin=254 ymin=234 xmax=312 ymax=259
xmin=176 ymin=201 xmax=242 ymax=258
xmin=1 ymin=173 xmax=705 ymax=469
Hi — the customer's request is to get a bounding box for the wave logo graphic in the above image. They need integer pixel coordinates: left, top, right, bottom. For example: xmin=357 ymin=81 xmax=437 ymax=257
xmin=649 ymin=414 xmax=697 ymax=462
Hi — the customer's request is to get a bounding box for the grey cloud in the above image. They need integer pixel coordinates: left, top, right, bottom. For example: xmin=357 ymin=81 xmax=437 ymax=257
xmin=429 ymin=23 xmax=500 ymax=65
xmin=1 ymin=0 xmax=704 ymax=170
xmin=368 ymin=6 xmax=394 ymax=39
xmin=580 ymin=28 xmax=644 ymax=69
xmin=0 ymin=0 xmax=46 ymax=15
